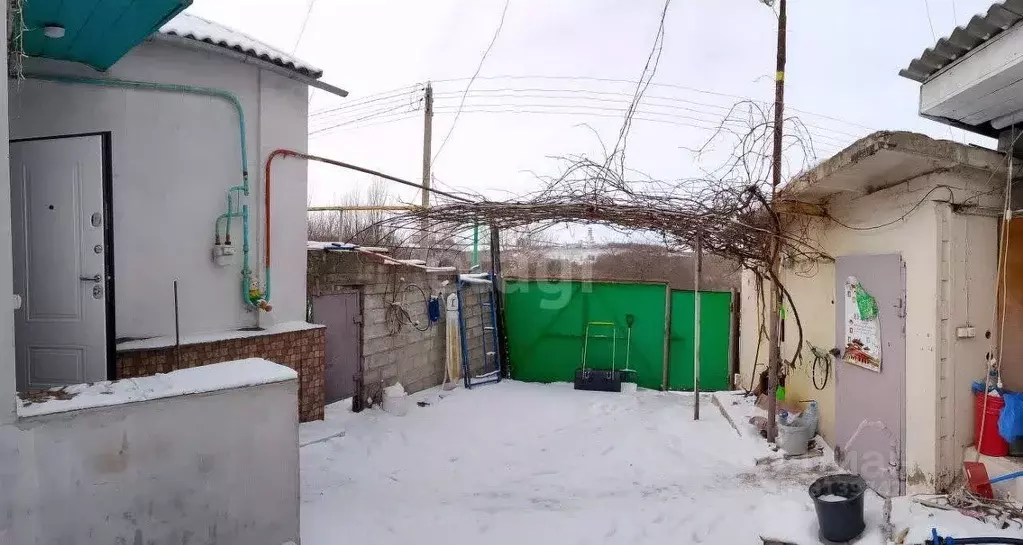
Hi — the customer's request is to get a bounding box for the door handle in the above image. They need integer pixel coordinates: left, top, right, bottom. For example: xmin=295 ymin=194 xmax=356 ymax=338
xmin=80 ymin=274 xmax=102 ymax=283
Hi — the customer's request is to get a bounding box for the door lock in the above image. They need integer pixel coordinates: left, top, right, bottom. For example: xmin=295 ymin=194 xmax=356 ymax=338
xmin=80 ymin=274 xmax=102 ymax=283
xmin=92 ymin=285 xmax=103 ymax=299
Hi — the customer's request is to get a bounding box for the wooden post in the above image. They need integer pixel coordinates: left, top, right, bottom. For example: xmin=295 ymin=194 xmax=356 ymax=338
xmin=765 ymin=0 xmax=788 ymax=443
xmin=694 ymin=228 xmax=702 ymax=420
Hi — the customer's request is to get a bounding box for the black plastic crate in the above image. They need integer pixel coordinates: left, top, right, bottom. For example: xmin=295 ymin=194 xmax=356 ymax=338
xmin=574 ymin=368 xmax=622 ymax=392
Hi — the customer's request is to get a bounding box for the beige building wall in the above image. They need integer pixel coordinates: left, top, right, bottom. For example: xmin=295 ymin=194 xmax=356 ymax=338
xmin=739 ymin=169 xmax=1001 ymax=492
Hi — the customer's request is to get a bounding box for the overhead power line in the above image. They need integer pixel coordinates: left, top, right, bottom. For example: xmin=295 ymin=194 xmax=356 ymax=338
xmin=427 ymin=92 xmax=865 ymax=140
xmin=430 ymin=75 xmax=876 ymax=132
xmin=431 ymin=0 xmax=513 ymax=166
xmin=922 ymin=0 xmax=938 ymax=40
xmin=292 ymin=0 xmax=319 ymax=54
xmin=313 ymin=81 xmax=874 ymax=141
xmin=309 ymin=102 xmax=418 ymax=135
xmin=611 ymin=0 xmax=673 ymax=170
xmin=310 ymin=107 xmax=849 ymax=153
xmin=310 ymin=105 xmax=847 ymax=155
xmin=311 ymin=85 xmax=423 ymax=117
xmin=308 ymin=92 xmax=857 ymax=149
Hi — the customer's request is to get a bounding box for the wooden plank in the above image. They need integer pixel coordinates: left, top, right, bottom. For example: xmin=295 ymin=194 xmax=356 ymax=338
xmin=999 ymin=218 xmax=1023 ymax=390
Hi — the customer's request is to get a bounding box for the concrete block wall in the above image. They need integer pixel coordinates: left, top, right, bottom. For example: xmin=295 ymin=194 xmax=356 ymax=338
xmin=116 ymin=327 xmax=326 ymax=421
xmin=308 ymin=251 xmax=485 ymax=398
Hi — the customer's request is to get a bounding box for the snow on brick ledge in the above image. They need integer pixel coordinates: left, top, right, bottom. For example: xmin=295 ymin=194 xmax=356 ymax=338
xmin=17 ymin=358 xmax=297 ymax=419
xmin=115 ymin=320 xmax=324 ymax=352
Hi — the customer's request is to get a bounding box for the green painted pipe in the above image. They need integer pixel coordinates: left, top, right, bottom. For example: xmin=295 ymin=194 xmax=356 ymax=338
xmin=472 ymin=223 xmax=479 ymax=269
xmin=24 ymin=72 xmax=264 ymax=309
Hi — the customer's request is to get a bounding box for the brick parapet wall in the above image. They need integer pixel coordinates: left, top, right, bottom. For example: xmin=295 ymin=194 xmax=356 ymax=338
xmin=117 ymin=327 xmax=326 ymax=422
xmin=308 ymin=251 xmax=485 ymax=399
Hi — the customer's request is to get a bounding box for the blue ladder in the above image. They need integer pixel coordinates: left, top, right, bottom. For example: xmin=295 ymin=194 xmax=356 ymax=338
xmin=456 ymin=273 xmax=502 ymax=388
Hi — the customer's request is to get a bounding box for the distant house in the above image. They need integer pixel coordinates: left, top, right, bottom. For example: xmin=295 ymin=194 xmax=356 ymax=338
xmin=739 ymin=131 xmax=1009 ymax=496
xmin=9 ymin=11 xmax=347 ymax=421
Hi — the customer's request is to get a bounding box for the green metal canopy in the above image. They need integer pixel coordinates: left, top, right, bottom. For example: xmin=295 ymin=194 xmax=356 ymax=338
xmin=19 ymin=0 xmax=192 ymax=71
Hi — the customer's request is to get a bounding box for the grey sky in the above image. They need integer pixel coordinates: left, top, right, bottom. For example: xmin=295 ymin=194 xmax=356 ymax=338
xmin=188 ymin=0 xmax=995 ymax=241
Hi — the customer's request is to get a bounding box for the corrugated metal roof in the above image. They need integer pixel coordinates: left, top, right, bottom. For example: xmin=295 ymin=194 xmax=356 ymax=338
xmin=900 ymin=0 xmax=1023 ymax=83
xmin=20 ymin=0 xmax=190 ymax=70
xmin=159 ymin=12 xmax=323 ymax=79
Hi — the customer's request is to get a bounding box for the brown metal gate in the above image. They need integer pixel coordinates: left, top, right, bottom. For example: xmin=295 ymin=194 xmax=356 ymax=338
xmin=313 ymin=291 xmax=362 ymax=404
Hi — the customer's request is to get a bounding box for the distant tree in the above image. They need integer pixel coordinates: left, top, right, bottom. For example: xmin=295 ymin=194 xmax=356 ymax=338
xmin=307 ymin=178 xmax=398 ymax=247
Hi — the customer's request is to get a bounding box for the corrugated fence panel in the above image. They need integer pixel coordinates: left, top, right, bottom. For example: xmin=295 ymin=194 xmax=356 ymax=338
xmin=667 ymin=290 xmax=732 ymax=391
xmin=504 ymin=280 xmax=667 ymax=389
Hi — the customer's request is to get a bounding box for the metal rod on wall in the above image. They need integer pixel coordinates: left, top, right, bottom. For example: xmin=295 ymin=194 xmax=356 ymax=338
xmin=173 ymin=280 xmax=181 ymax=369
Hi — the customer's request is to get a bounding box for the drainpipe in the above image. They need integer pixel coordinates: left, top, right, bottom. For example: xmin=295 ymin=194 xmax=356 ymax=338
xmin=23 ymin=73 xmax=265 ymax=310
xmin=472 ymin=223 xmax=480 ymax=271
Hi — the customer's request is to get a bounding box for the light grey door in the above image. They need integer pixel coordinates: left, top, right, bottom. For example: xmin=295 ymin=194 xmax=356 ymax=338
xmin=834 ymin=254 xmax=906 ymax=497
xmin=11 ymin=136 xmax=108 ymax=390
xmin=314 ymin=291 xmax=361 ymax=404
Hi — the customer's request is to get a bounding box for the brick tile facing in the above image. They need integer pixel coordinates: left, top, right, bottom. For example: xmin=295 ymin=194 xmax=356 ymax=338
xmin=116 ymin=327 xmax=326 ymax=422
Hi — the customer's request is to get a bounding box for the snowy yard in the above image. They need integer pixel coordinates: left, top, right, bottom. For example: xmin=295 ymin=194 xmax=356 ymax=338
xmin=299 ymin=382 xmax=1019 ymax=544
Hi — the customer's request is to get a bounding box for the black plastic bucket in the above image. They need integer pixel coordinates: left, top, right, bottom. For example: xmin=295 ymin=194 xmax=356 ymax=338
xmin=809 ymin=474 xmax=867 ymax=543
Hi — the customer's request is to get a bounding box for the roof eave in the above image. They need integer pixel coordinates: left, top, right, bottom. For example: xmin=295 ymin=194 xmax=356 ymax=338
xmin=151 ymin=33 xmax=348 ymax=98
xmin=781 ymin=131 xmax=1007 ymax=202
xmin=900 ymin=1 xmax=1023 ymax=84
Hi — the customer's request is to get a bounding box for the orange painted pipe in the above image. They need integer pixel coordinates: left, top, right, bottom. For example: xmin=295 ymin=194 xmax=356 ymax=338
xmin=263 ymin=149 xmax=470 ymax=275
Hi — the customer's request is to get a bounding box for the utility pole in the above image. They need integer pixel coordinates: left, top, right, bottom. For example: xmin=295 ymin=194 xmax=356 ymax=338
xmin=421 ymin=82 xmax=434 ymax=209
xmin=694 ymin=227 xmax=702 ymax=420
xmin=765 ymin=0 xmax=787 ymax=443
xmin=420 ymin=82 xmax=434 ymax=259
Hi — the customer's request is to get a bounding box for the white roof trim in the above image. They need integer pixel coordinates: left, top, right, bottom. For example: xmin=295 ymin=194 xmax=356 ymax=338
xmin=155 ymin=13 xmax=347 ymax=98
xmin=159 ymin=12 xmax=322 ymax=79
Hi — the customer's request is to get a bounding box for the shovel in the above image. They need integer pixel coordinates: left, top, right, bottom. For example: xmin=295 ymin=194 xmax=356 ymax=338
xmin=963 ymin=461 xmax=1023 ymax=498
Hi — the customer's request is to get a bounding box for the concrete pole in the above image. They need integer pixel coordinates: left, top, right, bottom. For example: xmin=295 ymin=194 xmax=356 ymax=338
xmin=421 ymin=82 xmax=433 ymax=209
xmin=420 ymin=82 xmax=434 ymax=260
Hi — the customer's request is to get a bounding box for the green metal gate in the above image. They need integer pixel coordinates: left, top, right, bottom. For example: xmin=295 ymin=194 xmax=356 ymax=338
xmin=503 ymin=279 xmax=733 ymax=391
xmin=666 ymin=290 xmax=733 ymax=391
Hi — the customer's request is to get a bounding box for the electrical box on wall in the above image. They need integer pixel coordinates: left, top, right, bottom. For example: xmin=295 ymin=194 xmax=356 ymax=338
xmin=212 ymin=243 xmax=237 ymax=267
xmin=956 ymin=326 xmax=977 ymax=339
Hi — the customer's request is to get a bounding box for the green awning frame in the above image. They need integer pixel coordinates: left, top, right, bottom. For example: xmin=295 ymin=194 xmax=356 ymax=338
xmin=16 ymin=0 xmax=192 ymax=71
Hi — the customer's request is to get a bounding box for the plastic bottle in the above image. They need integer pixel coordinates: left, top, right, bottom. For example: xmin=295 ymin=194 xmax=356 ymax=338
xmin=804 ymin=401 xmax=820 ymax=436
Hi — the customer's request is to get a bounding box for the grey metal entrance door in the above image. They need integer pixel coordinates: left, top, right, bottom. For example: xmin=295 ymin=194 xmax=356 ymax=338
xmin=11 ymin=135 xmax=109 ymax=390
xmin=314 ymin=291 xmax=361 ymax=404
xmin=834 ymin=254 xmax=906 ymax=497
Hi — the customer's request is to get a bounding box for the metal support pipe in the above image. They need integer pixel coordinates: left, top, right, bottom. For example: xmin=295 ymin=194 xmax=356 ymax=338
xmin=264 ymin=149 xmax=472 ymax=304
xmin=307 ymin=205 xmax=421 ymax=212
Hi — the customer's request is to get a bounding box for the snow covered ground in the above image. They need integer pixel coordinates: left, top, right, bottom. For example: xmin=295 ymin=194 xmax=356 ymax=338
xmin=300 ymin=381 xmax=1020 ymax=544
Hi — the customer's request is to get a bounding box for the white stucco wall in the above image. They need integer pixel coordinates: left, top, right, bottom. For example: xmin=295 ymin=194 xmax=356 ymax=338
xmin=8 ymin=40 xmax=309 ymax=339
xmin=0 ymin=372 xmax=300 ymax=545
xmin=943 ymin=207 xmax=999 ymax=488
xmin=738 ymin=170 xmax=1001 ymax=492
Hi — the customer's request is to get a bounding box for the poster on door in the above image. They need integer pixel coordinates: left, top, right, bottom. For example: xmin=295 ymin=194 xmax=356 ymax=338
xmin=843 ymin=276 xmax=881 ymax=372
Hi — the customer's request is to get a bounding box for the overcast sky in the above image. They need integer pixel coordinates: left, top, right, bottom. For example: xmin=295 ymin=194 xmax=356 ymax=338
xmin=189 ymin=0 xmax=995 ymax=241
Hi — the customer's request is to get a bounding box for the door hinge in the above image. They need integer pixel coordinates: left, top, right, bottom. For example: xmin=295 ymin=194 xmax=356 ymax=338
xmin=352 ymin=315 xmax=363 ymax=324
